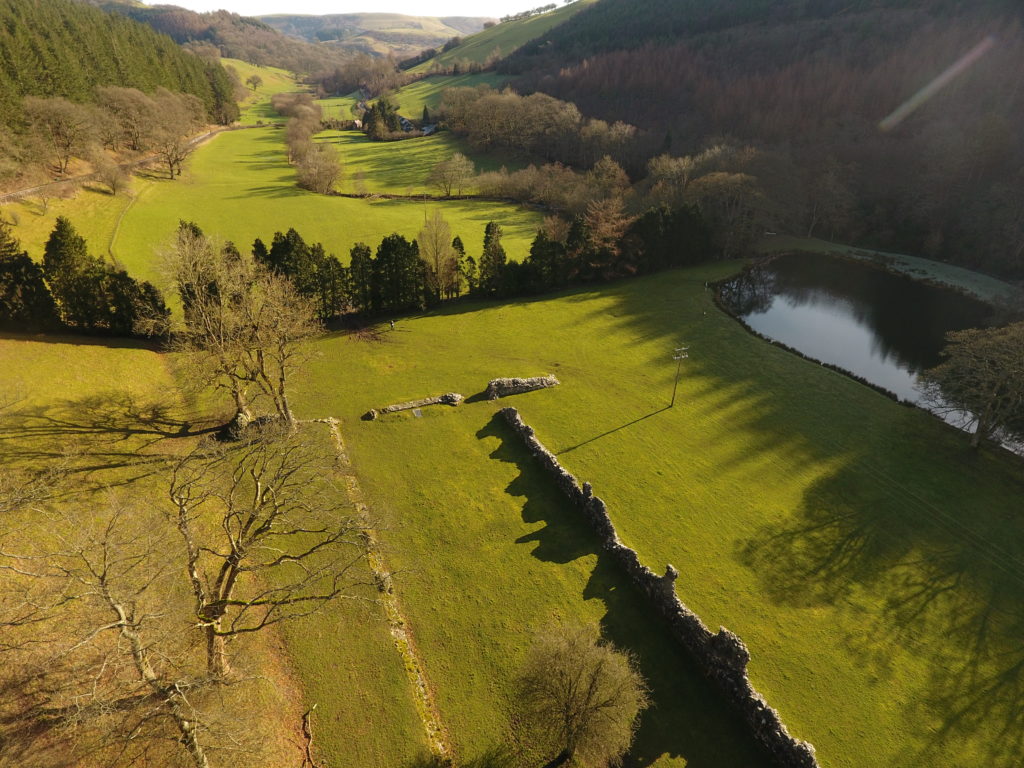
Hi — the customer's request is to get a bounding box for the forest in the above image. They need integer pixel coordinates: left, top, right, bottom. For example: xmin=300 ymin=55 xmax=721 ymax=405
xmin=502 ymin=0 xmax=1024 ymax=278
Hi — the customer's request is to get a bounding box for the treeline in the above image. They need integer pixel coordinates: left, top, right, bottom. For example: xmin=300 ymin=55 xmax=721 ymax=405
xmin=225 ymin=200 xmax=710 ymax=324
xmin=500 ymin=3 xmax=558 ymax=24
xmin=0 ymin=218 xmax=167 ymax=336
xmin=18 ymin=87 xmax=209 ymax=183
xmin=0 ymin=0 xmax=237 ymax=128
xmin=502 ymin=0 xmax=1024 ymax=278
xmin=314 ymin=54 xmax=406 ymax=99
xmin=441 ymin=86 xmax=645 ymax=172
xmin=272 ymin=94 xmax=342 ymax=193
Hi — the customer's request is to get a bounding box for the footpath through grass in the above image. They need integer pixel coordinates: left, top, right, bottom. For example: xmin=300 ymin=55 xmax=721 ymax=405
xmin=293 ymin=264 xmax=1024 ymax=768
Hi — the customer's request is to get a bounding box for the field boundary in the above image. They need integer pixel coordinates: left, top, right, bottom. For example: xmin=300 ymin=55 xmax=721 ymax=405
xmin=500 ymin=406 xmax=820 ymax=768
xmin=314 ymin=417 xmax=453 ymax=761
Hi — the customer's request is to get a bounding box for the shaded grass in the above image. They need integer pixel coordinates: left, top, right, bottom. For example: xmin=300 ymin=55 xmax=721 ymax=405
xmin=111 ymin=128 xmax=541 ymax=285
xmin=317 ymin=129 xmax=519 ymax=195
xmin=292 ymin=264 xmax=1024 ymax=768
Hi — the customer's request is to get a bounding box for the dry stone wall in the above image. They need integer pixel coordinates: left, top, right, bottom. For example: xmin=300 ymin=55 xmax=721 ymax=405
xmin=500 ymin=406 xmax=819 ymax=768
xmin=362 ymin=392 xmax=463 ymax=420
xmin=485 ymin=375 xmax=560 ymax=400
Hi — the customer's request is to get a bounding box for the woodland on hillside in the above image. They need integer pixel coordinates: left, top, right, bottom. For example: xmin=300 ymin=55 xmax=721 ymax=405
xmin=505 ymin=0 xmax=1024 ymax=278
xmin=88 ymin=0 xmax=351 ymax=74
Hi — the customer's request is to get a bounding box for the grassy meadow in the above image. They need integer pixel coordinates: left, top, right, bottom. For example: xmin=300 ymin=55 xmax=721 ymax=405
xmin=290 ymin=264 xmax=1024 ymax=768
xmin=411 ymin=0 xmax=597 ymax=71
xmin=111 ymin=128 xmax=540 ymax=285
xmin=5 ymin=56 xmax=1023 ymax=768
xmin=7 ymin=127 xmax=541 ymax=285
xmin=318 ymin=129 xmax=519 ymax=196
xmin=222 ymin=58 xmax=301 ymax=124
xmin=317 ymin=73 xmax=507 ymax=126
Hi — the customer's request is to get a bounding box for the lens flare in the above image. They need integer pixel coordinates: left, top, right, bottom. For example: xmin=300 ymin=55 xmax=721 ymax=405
xmin=879 ymin=36 xmax=996 ymax=132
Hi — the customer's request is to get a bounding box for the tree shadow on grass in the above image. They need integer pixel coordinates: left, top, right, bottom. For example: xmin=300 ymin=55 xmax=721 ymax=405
xmin=478 ymin=414 xmax=770 ymax=768
xmin=740 ymin=436 xmax=1024 ymax=766
xmin=0 ymin=390 xmax=218 ymax=491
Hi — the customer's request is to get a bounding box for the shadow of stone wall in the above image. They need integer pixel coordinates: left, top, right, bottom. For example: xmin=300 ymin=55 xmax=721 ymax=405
xmin=500 ymin=406 xmax=819 ymax=768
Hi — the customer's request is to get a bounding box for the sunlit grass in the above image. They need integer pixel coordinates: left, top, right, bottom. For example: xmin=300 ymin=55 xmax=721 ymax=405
xmin=292 ymin=264 xmax=1024 ymax=768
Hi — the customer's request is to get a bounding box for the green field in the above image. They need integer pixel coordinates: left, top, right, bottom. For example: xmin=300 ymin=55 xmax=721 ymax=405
xmin=318 ymin=129 xmax=518 ymax=196
xmin=2 ymin=182 xmax=134 ymax=264
xmin=4 ymin=128 xmax=540 ymax=286
xmin=222 ymin=58 xmax=301 ymax=125
xmin=318 ymin=73 xmax=508 ymax=125
xmin=106 ymin=128 xmax=540 ymax=285
xmin=0 ymin=334 xmax=425 ymax=768
xmin=392 ymin=73 xmax=510 ymax=115
xmin=412 ymin=0 xmax=598 ymax=71
xmin=289 ymin=265 xmax=1024 ymax=768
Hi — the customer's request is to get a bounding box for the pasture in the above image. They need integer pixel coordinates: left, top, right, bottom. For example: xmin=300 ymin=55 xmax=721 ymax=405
xmin=292 ymin=264 xmax=1024 ymax=768
xmin=317 ymin=129 xmax=518 ymax=195
xmin=411 ymin=0 xmax=598 ymax=70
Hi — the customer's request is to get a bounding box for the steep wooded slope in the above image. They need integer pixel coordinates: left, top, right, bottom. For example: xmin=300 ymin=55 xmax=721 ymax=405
xmin=0 ymin=0 xmax=237 ymax=123
xmin=503 ymin=0 xmax=1024 ymax=277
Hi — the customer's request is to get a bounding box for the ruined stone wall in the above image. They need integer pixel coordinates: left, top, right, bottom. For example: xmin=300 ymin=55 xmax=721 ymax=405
xmin=500 ymin=406 xmax=819 ymax=768
xmin=485 ymin=375 xmax=560 ymax=400
xmin=363 ymin=393 xmax=463 ymax=420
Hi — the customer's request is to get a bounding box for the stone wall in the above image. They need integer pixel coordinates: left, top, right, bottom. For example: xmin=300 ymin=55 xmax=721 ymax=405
xmin=500 ymin=406 xmax=819 ymax=768
xmin=485 ymin=375 xmax=560 ymax=400
xmin=362 ymin=392 xmax=463 ymax=421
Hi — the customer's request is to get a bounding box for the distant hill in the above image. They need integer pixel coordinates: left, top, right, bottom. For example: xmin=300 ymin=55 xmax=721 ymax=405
xmin=0 ymin=0 xmax=237 ymax=124
xmin=87 ymin=0 xmax=350 ymax=74
xmin=258 ymin=13 xmax=491 ymax=60
xmin=412 ymin=0 xmax=595 ymax=71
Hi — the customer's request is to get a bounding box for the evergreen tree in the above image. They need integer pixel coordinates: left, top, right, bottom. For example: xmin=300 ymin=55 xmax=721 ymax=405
xmin=347 ymin=242 xmax=374 ymax=314
xmin=0 ymin=222 xmax=59 ymax=331
xmin=42 ymin=217 xmax=105 ymax=328
xmin=527 ymin=229 xmax=569 ymax=292
xmin=372 ymin=234 xmax=424 ymax=313
xmin=478 ymin=221 xmax=508 ymax=297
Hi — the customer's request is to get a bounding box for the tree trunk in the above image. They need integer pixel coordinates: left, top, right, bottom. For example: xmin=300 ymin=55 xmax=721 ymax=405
xmin=206 ymin=624 xmax=230 ymax=677
xmin=110 ymin=601 xmax=211 ymax=768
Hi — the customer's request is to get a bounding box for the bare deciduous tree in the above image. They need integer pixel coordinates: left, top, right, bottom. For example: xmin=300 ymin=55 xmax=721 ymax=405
xmin=418 ymin=210 xmax=455 ymax=302
xmin=919 ymin=321 xmax=1024 ymax=448
xmin=168 ymin=424 xmax=372 ymax=677
xmin=427 ymin=152 xmax=475 ymax=196
xmin=158 ymin=225 xmax=321 ymax=432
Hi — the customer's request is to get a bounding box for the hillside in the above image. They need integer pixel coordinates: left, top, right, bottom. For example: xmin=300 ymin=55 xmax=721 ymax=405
xmin=88 ymin=0 xmax=350 ymax=74
xmin=498 ymin=0 xmax=1024 ymax=278
xmin=412 ymin=0 xmax=597 ymax=72
xmin=0 ymin=0 xmax=237 ymax=125
xmin=259 ymin=13 xmax=491 ymax=59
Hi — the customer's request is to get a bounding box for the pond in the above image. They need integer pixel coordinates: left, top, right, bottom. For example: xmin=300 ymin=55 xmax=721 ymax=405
xmin=718 ymin=253 xmax=994 ymax=405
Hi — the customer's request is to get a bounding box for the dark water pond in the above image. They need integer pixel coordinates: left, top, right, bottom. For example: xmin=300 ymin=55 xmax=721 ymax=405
xmin=719 ymin=253 xmax=994 ymax=404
